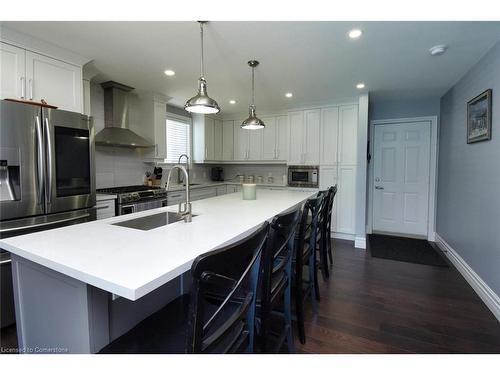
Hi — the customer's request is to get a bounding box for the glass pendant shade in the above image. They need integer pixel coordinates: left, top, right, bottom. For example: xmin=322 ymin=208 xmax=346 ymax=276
xmin=241 ymin=60 xmax=265 ymax=130
xmin=185 ymin=21 xmax=220 ymax=114
xmin=241 ymin=105 xmax=265 ymax=130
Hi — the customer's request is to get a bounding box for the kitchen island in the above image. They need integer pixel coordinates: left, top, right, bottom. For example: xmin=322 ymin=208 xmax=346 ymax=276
xmin=0 ymin=189 xmax=314 ymax=353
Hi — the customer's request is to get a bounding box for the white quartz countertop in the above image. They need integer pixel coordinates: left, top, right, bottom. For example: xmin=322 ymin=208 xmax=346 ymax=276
xmin=0 ymin=190 xmax=315 ymax=301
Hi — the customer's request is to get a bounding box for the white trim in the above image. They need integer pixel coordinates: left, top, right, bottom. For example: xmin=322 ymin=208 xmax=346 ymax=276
xmin=330 ymin=232 xmax=355 ymax=241
xmin=354 ymin=236 xmax=366 ymax=249
xmin=367 ymin=116 xmax=438 ymax=241
xmin=435 ymin=233 xmax=500 ymax=322
xmin=0 ymin=25 xmax=90 ymax=66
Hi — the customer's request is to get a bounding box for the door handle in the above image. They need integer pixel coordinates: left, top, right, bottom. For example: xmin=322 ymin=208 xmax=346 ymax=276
xmin=44 ymin=117 xmax=53 ymax=204
xmin=35 ymin=116 xmax=44 ymax=205
xmin=375 ymin=186 xmax=384 ymax=190
xmin=29 ymin=79 xmax=33 ymax=100
xmin=20 ymin=77 xmax=25 ymax=99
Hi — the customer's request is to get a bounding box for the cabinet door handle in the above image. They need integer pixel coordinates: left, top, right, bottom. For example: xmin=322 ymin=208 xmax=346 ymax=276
xmin=96 ymin=205 xmax=110 ymax=210
xmin=375 ymin=186 xmax=384 ymax=190
xmin=155 ymin=144 xmax=158 ymax=156
xmin=205 ymin=147 xmax=208 ymax=159
xmin=29 ymin=79 xmax=33 ymax=100
xmin=20 ymin=77 xmax=25 ymax=99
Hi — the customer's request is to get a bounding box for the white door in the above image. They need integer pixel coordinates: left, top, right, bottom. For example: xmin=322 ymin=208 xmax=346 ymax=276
xmin=0 ymin=42 xmax=26 ymax=100
xmin=262 ymin=117 xmax=277 ymax=160
xmin=372 ymin=121 xmax=431 ymax=236
xmin=26 ymin=51 xmax=82 ymax=113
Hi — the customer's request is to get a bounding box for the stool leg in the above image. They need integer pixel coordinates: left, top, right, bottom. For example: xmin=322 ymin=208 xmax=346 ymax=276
xmin=285 ymin=257 xmax=295 ymax=353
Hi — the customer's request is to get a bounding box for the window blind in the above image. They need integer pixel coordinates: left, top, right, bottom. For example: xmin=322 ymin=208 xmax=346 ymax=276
xmin=165 ymin=118 xmax=190 ymax=163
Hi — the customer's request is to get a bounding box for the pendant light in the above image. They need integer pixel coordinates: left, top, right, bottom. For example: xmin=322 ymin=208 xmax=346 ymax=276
xmin=185 ymin=21 xmax=220 ymax=114
xmin=241 ymin=60 xmax=265 ymax=130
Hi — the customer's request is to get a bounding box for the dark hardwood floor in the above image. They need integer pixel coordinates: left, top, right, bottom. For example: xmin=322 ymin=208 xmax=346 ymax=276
xmin=296 ymin=239 xmax=500 ymax=353
xmin=2 ymin=239 xmax=499 ymax=354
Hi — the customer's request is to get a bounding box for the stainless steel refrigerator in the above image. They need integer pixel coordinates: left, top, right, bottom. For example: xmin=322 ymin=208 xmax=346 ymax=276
xmin=0 ymin=99 xmax=96 ymax=328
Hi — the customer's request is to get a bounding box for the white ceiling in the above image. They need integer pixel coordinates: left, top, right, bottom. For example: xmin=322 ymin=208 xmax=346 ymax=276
xmin=3 ymin=21 xmax=500 ymax=115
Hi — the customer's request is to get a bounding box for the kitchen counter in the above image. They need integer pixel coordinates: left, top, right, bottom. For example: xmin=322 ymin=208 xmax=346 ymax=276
xmin=165 ymin=180 xmax=289 ymax=192
xmin=1 ymin=189 xmax=313 ymax=301
xmin=2 ymin=189 xmax=314 ymax=353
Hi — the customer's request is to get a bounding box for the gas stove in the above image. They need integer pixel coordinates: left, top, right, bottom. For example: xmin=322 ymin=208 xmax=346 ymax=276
xmin=97 ymin=185 xmax=167 ymax=204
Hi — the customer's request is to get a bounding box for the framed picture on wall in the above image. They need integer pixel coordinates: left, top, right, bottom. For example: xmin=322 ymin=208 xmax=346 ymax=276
xmin=467 ymin=89 xmax=492 ymax=143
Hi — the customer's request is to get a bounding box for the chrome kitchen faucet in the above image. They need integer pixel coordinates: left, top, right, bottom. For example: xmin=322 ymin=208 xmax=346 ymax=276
xmin=166 ymin=165 xmax=192 ymax=223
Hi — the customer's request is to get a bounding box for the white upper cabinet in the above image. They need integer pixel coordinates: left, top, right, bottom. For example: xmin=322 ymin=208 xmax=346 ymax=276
xmin=213 ymin=119 xmax=223 ymax=161
xmin=193 ymin=114 xmax=220 ymax=162
xmin=261 ymin=116 xmax=288 ymax=161
xmin=204 ymin=117 xmax=215 ymax=160
xmin=304 ymin=109 xmax=321 ymax=165
xmin=153 ymin=101 xmax=167 ymax=159
xmin=288 ymin=109 xmax=320 ymax=165
xmin=338 ymin=104 xmax=358 ymax=164
xmin=26 ymin=51 xmax=82 ymax=113
xmin=0 ymin=42 xmax=26 ymax=100
xmin=233 ymin=120 xmax=248 ymax=161
xmin=222 ymin=120 xmax=234 ymax=161
xmin=320 ymin=106 xmax=340 ymax=165
xmin=276 ymin=115 xmax=288 ymax=161
xmin=262 ymin=117 xmax=277 ymax=160
xmin=288 ymin=111 xmax=304 ymax=164
xmin=232 ymin=120 xmax=263 ymax=161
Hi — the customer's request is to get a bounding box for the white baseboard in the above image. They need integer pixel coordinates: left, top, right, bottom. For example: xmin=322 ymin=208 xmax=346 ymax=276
xmin=354 ymin=236 xmax=366 ymax=249
xmin=435 ymin=233 xmax=500 ymax=322
xmin=330 ymin=232 xmax=355 ymax=241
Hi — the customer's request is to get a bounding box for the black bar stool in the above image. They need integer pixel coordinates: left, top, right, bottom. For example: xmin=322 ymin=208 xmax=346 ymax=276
xmin=257 ymin=207 xmax=301 ymax=353
xmin=99 ymin=222 xmax=269 ymax=354
xmin=294 ymin=194 xmax=324 ymax=344
xmin=324 ymin=185 xmax=337 ymax=267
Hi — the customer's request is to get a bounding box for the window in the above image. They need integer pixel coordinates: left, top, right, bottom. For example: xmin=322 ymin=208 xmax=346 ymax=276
xmin=165 ymin=117 xmax=191 ymax=163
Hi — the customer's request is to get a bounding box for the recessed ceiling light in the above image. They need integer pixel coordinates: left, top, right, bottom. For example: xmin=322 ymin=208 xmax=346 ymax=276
xmin=285 ymin=92 xmax=293 ymax=98
xmin=356 ymin=83 xmax=365 ymax=89
xmin=164 ymin=69 xmax=175 ymax=76
xmin=429 ymin=45 xmax=448 ymax=56
xmin=229 ymin=100 xmax=236 ymax=104
xmin=348 ymin=29 xmax=363 ymax=39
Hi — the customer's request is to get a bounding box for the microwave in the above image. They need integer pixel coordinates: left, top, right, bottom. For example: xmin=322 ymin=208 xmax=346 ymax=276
xmin=288 ymin=166 xmax=319 ymax=188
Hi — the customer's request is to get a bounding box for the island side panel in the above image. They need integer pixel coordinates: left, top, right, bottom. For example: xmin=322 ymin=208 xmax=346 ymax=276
xmin=11 ymin=254 xmax=107 ymax=354
xmin=108 ymin=274 xmax=184 ymax=341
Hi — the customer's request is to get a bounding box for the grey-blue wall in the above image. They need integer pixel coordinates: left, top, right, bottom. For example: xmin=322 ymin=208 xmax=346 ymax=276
xmin=437 ymin=41 xmax=500 ymax=296
xmin=370 ymin=97 xmax=440 ymax=121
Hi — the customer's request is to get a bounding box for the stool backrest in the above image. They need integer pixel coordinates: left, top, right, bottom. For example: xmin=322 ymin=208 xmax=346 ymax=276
xmin=187 ymin=222 xmax=269 ymax=354
xmin=259 ymin=207 xmax=302 ymax=351
xmin=296 ymin=194 xmax=324 ymax=270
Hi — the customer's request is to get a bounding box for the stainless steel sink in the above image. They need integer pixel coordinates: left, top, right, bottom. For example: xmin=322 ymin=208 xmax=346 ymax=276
xmin=112 ymin=212 xmax=196 ymax=231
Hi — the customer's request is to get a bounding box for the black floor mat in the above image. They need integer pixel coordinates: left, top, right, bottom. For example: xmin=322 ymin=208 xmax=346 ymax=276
xmin=368 ymin=234 xmax=448 ymax=267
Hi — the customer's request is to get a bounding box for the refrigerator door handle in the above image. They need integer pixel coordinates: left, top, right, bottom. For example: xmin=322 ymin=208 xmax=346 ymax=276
xmin=35 ymin=115 xmax=44 ymax=205
xmin=44 ymin=117 xmax=53 ymax=204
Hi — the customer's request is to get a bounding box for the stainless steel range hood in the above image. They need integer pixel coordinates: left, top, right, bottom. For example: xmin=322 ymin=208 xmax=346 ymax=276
xmin=95 ymin=81 xmax=154 ymax=148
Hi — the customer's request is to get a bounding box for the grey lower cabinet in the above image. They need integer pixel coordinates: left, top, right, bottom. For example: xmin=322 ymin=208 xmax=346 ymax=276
xmin=11 ymin=254 xmax=188 ymax=354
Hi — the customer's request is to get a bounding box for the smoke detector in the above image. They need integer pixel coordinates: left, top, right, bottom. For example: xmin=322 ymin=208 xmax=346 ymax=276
xmin=429 ymin=45 xmax=448 ymax=56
